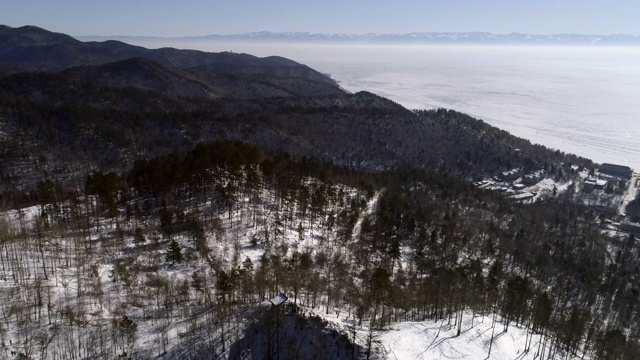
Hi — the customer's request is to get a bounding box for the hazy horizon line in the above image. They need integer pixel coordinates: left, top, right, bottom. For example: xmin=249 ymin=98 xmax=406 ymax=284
xmin=75 ymin=30 xmax=640 ymax=39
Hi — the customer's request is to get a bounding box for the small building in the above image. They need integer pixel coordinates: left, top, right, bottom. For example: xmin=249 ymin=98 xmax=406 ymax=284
xmin=599 ymin=163 xmax=632 ymax=178
xmin=595 ymin=179 xmax=608 ymax=189
xmin=522 ymin=170 xmax=545 ymax=185
xmin=620 ymin=221 xmax=640 ymax=234
xmin=511 ymin=192 xmax=535 ymax=202
xmin=500 ymin=169 xmax=521 ymax=181
xmin=583 ymin=178 xmax=608 ymax=191
xmin=512 ymin=184 xmax=526 ymax=191
xmin=583 ymin=178 xmax=597 ymax=191
xmin=269 ymin=293 xmax=288 ymax=307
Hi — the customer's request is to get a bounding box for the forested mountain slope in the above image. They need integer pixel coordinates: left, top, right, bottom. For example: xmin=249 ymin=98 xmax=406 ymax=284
xmin=0 ymin=25 xmax=636 ymax=360
xmin=0 ymin=25 xmax=337 ymax=88
xmin=62 ymin=57 xmax=342 ymax=99
xmin=0 ymin=140 xmax=637 ymax=359
xmin=0 ymin=73 xmax=590 ymax=195
xmin=0 ymin=25 xmax=595 ymax=196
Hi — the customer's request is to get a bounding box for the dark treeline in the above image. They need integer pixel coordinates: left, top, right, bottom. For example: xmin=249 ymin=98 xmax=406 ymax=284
xmin=414 ymin=108 xmax=593 ymax=176
xmin=0 ymin=69 xmax=594 ymax=199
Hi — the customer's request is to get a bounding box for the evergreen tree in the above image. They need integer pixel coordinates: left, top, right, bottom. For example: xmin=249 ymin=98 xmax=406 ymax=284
xmin=166 ymin=239 xmax=182 ymax=264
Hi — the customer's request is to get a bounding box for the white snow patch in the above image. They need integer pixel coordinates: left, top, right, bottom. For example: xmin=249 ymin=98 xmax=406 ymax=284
xmin=379 ymin=312 xmax=579 ymax=360
xmin=352 ymin=190 xmax=384 ymax=240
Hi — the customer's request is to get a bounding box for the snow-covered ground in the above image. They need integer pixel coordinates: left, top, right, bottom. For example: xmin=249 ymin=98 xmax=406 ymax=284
xmin=1 ymin=205 xmax=40 ymax=225
xmin=2 ymin=168 xmax=629 ymax=359
xmin=0 ymin=179 xmax=372 ymax=359
xmin=380 ymin=314 xmax=556 ymax=360
xmin=351 ymin=189 xmax=384 ymax=241
xmin=304 ymin=305 xmax=580 ymax=360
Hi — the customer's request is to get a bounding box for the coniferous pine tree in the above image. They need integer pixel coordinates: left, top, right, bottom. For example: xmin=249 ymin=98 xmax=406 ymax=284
xmin=166 ymin=239 xmax=182 ymax=265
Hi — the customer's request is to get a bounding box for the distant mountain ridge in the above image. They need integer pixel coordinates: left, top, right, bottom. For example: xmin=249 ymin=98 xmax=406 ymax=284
xmin=79 ymin=31 xmax=640 ymax=46
xmin=0 ymin=25 xmax=338 ymax=88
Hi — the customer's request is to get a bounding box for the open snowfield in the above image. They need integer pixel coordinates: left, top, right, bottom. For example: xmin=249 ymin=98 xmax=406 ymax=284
xmin=122 ymin=38 xmax=640 ymax=171
xmin=379 ymin=314 xmax=557 ymax=360
xmin=305 ymin=305 xmax=578 ymax=360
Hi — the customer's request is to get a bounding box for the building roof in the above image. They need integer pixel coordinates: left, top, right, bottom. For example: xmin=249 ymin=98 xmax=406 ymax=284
xmin=511 ymin=192 xmax=535 ymax=200
xmin=600 ymin=163 xmax=631 ymax=171
xmin=621 ymin=221 xmax=640 ymax=229
xmin=269 ymin=293 xmax=288 ymax=306
xmin=599 ymin=163 xmax=632 ymax=176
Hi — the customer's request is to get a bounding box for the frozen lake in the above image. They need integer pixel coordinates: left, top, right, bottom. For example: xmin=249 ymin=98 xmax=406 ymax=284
xmin=126 ymin=39 xmax=640 ymax=171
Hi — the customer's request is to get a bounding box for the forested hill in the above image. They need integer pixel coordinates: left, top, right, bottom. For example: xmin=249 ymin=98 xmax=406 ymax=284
xmin=0 ymin=139 xmax=637 ymax=359
xmin=0 ymin=25 xmax=596 ymax=195
xmin=0 ymin=67 xmax=590 ymax=194
xmin=0 ymin=25 xmax=337 ymax=87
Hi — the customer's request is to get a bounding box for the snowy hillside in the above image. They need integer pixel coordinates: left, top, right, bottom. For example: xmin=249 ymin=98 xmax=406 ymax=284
xmin=0 ymin=141 xmax=638 ymax=359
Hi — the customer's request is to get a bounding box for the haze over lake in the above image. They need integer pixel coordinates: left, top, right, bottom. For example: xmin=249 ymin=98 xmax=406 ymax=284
xmin=126 ymin=39 xmax=640 ymax=171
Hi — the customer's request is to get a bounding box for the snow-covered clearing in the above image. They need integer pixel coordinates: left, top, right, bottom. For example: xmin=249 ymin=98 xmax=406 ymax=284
xmin=380 ymin=314 xmax=549 ymax=360
xmin=352 ymin=189 xmax=384 ymax=241
xmin=1 ymin=204 xmax=40 ymax=225
xmin=304 ymin=305 xmax=582 ymax=360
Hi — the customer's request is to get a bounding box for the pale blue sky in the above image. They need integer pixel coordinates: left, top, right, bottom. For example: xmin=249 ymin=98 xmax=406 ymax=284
xmin=3 ymin=0 xmax=639 ymax=37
